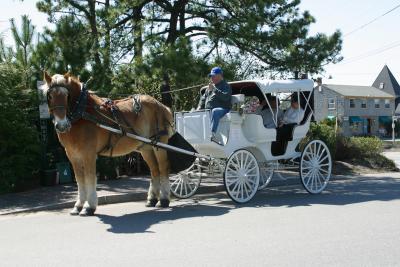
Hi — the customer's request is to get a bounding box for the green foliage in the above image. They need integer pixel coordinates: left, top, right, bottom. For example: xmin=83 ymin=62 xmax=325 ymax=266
xmin=31 ymin=16 xmax=92 ymax=80
xmin=302 ymin=122 xmax=337 ymax=158
xmin=336 ymin=136 xmax=383 ymax=161
xmin=0 ymin=63 xmax=41 ymax=194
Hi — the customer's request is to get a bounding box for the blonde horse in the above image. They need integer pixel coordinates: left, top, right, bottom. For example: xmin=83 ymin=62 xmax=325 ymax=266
xmin=44 ymin=72 xmax=173 ymax=216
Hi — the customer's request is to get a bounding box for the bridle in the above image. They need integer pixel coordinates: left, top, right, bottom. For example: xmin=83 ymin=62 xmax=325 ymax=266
xmin=46 ymin=84 xmax=71 ymax=112
xmin=46 ymin=82 xmax=89 ymax=123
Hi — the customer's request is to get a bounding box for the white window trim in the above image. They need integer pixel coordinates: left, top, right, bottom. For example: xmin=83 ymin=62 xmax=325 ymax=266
xmin=328 ymin=98 xmax=335 ymax=109
xmin=361 ymin=99 xmax=367 ymax=109
xmin=349 ymin=99 xmax=355 ymax=108
xmin=374 ymin=99 xmax=380 ymax=109
xmin=384 ymin=99 xmax=391 ymax=108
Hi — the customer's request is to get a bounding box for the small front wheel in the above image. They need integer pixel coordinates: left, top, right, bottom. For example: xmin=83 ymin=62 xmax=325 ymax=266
xmin=224 ymin=149 xmax=260 ymax=203
xmin=258 ymin=164 xmax=274 ymax=190
xmin=170 ymin=161 xmax=202 ymax=198
xmin=300 ymin=140 xmax=332 ymax=194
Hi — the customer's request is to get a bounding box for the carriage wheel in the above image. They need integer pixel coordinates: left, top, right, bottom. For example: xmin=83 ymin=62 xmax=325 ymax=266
xmin=224 ymin=150 xmax=260 ymax=203
xmin=258 ymin=164 xmax=274 ymax=191
xmin=300 ymin=140 xmax=332 ymax=194
xmin=170 ymin=161 xmax=202 ymax=198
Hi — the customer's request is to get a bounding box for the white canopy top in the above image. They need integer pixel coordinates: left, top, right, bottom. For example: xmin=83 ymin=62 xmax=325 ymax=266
xmin=229 ymin=79 xmax=314 ymax=94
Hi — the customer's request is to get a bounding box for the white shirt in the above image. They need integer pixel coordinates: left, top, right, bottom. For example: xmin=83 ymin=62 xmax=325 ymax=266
xmin=256 ymin=106 xmax=283 ymax=128
xmin=282 ymin=107 xmax=305 ymax=125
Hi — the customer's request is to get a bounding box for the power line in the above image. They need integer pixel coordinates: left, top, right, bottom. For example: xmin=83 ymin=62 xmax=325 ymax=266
xmin=344 ymin=3 xmax=400 ymax=37
xmin=339 ymin=41 xmax=400 ymax=64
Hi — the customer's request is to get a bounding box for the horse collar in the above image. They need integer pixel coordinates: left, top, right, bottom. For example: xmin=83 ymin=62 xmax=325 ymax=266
xmin=68 ymin=83 xmax=89 ymax=124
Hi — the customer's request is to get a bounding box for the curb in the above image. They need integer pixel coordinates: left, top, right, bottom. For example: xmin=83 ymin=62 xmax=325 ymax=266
xmin=1 ymin=177 xmax=301 ymax=216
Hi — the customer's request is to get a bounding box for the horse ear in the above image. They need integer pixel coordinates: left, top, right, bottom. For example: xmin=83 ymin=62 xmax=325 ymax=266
xmin=64 ymin=72 xmax=70 ymax=82
xmin=44 ymin=71 xmax=52 ymax=84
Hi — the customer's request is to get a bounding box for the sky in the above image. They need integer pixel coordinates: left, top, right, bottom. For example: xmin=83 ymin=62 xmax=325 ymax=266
xmin=1 ymin=0 xmax=400 ymax=86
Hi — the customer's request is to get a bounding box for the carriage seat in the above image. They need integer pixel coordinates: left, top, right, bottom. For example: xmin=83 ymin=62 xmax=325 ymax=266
xmin=292 ymin=112 xmax=312 ymax=140
xmin=241 ymin=114 xmax=276 ymax=143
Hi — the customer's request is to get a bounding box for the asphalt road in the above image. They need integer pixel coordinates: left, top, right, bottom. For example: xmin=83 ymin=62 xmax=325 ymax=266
xmin=1 ymin=174 xmax=400 ymax=267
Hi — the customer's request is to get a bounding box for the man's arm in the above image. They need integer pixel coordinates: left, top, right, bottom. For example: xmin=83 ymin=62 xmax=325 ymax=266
xmin=197 ymin=92 xmax=206 ymax=110
xmin=213 ymin=82 xmax=232 ymax=101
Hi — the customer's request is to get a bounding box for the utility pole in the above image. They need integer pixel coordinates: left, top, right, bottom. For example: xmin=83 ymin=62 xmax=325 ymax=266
xmin=392 ymin=109 xmax=395 ymax=145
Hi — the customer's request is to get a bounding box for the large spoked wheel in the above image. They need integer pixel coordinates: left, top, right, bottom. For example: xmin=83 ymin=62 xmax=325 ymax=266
xmin=224 ymin=150 xmax=260 ymax=203
xmin=258 ymin=163 xmax=274 ymax=190
xmin=170 ymin=161 xmax=202 ymax=198
xmin=300 ymin=140 xmax=332 ymax=194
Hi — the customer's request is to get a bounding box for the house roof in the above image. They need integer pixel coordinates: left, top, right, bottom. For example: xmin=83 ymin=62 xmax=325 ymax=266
xmin=322 ymin=84 xmax=395 ymax=98
xmin=372 ymin=65 xmax=400 ymax=97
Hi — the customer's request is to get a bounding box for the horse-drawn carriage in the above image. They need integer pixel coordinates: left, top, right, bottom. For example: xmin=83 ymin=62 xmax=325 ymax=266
xmin=44 ymin=72 xmax=331 ymax=215
xmin=170 ymin=79 xmax=332 ymax=203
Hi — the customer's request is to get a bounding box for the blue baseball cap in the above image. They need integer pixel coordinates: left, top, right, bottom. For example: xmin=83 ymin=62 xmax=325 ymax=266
xmin=208 ymin=67 xmax=223 ymax=77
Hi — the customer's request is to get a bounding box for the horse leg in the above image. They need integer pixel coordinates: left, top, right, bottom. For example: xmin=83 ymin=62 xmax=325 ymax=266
xmin=79 ymin=154 xmax=98 ymax=216
xmin=153 ymin=146 xmax=170 ymax=208
xmin=67 ymin=154 xmax=86 ymax=215
xmin=141 ymin=150 xmax=161 ymax=207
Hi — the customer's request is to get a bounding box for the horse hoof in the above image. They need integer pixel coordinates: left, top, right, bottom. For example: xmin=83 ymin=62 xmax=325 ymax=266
xmin=79 ymin=207 xmax=96 ymax=216
xmin=145 ymin=199 xmax=158 ymax=207
xmin=158 ymin=199 xmax=170 ymax=208
xmin=70 ymin=206 xmax=82 ymax=216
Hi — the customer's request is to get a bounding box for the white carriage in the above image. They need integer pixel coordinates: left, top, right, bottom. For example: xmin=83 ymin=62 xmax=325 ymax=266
xmin=170 ymin=79 xmax=332 ymax=203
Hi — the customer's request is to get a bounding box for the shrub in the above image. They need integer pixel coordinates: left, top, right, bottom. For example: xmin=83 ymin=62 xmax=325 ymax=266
xmin=302 ymin=122 xmax=337 ymax=158
xmin=336 ymin=136 xmax=383 ymax=161
xmin=0 ymin=63 xmax=41 ymax=194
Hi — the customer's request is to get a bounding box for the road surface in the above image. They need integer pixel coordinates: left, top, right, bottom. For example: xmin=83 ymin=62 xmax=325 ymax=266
xmin=1 ymin=174 xmax=399 ymax=267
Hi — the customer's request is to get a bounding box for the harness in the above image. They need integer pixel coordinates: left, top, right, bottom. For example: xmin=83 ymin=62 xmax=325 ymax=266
xmin=47 ymin=81 xmax=169 ymax=156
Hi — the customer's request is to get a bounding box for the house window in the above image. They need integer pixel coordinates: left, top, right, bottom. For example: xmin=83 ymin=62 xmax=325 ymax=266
xmin=349 ymin=99 xmax=355 ymax=108
xmin=374 ymin=99 xmax=380 ymax=108
xmin=328 ymin=98 xmax=335 ymax=109
xmin=361 ymin=99 xmax=367 ymax=108
xmin=385 ymin=99 xmax=390 ymax=108
xmin=379 ymin=82 xmax=385 ymax=89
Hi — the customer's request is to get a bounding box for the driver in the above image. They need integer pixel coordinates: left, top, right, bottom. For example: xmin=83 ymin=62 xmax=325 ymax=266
xmin=197 ymin=67 xmax=232 ymax=143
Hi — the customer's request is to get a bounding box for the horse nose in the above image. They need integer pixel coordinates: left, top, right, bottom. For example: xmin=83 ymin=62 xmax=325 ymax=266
xmin=55 ymin=120 xmax=71 ymax=133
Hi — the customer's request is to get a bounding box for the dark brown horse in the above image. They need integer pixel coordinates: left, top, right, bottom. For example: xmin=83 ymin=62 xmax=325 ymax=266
xmin=44 ymin=72 xmax=173 ymax=216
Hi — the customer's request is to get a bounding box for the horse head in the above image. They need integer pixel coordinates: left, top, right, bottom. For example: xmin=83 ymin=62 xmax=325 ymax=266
xmin=44 ymin=71 xmax=82 ymax=133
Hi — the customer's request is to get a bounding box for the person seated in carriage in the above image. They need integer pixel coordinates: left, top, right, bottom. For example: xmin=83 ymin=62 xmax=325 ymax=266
xmin=279 ymin=93 xmax=305 ymax=127
xmin=256 ymin=94 xmax=283 ymax=128
xmin=272 ymin=93 xmax=305 ymax=156
xmin=197 ymin=67 xmax=232 ymax=143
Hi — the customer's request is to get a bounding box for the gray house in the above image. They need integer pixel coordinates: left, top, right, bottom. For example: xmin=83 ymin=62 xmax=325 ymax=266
xmin=372 ymin=65 xmax=400 ymax=114
xmin=314 ymin=83 xmax=395 ymax=136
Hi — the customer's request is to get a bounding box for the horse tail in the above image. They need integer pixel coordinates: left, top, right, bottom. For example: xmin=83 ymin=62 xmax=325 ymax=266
xmin=156 ymin=100 xmax=174 ymax=138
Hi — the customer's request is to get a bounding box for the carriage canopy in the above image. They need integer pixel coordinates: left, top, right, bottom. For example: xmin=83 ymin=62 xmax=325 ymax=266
xmin=229 ymin=79 xmax=314 ymax=95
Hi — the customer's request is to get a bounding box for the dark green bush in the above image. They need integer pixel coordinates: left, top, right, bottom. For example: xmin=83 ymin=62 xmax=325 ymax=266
xmin=0 ymin=63 xmax=41 ymax=194
xmin=336 ymin=136 xmax=383 ymax=161
xmin=302 ymin=122 xmax=337 ymax=158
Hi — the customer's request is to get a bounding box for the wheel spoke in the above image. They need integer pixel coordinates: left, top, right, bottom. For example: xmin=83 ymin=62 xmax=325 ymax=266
xmin=319 ymin=168 xmax=330 ymax=174
xmin=226 ymin=177 xmax=239 ymax=186
xmin=245 ymin=165 xmax=257 ymax=175
xmin=243 ymin=182 xmax=249 ymax=198
xmin=318 ymin=154 xmax=329 ymax=163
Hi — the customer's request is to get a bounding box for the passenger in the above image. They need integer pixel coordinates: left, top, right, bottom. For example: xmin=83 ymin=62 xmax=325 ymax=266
xmin=197 ymin=67 xmax=232 ymax=143
xmin=256 ymin=95 xmax=283 ymax=128
xmin=272 ymin=94 xmax=304 ymax=156
xmin=279 ymin=93 xmax=304 ymax=127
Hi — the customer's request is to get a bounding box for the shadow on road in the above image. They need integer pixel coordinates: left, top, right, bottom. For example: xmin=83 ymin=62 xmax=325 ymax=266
xmin=97 ymin=175 xmax=400 ymax=234
xmin=97 ymin=203 xmax=231 ymax=234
